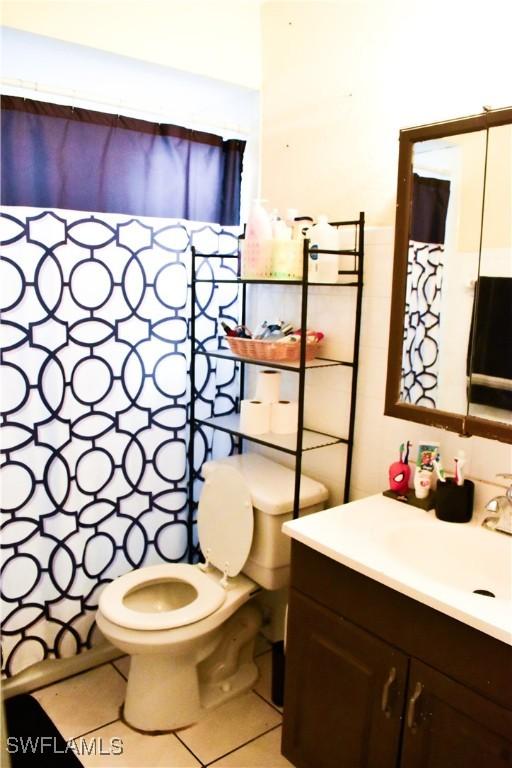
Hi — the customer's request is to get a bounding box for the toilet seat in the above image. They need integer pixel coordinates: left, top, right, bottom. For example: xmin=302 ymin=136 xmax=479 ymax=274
xmin=199 ymin=464 xmax=253 ymax=577
xmin=98 ymin=563 xmax=227 ymax=631
xmin=99 ymin=465 xmax=255 ymax=632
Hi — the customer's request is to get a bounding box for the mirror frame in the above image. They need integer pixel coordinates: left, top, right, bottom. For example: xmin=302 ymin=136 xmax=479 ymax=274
xmin=385 ymin=106 xmax=512 ymax=444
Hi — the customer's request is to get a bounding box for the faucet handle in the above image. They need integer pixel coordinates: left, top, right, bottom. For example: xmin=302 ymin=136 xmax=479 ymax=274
xmin=496 ymin=474 xmax=512 ymax=503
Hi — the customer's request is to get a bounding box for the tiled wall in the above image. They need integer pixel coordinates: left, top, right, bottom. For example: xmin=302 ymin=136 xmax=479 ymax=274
xmin=247 ymin=227 xmax=512 ymax=511
xmin=352 ymin=227 xmax=511 ymax=510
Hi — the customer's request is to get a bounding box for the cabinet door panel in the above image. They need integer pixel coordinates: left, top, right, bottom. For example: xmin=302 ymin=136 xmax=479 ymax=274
xmin=282 ymin=589 xmax=407 ymax=768
xmin=401 ymin=659 xmax=512 ymax=768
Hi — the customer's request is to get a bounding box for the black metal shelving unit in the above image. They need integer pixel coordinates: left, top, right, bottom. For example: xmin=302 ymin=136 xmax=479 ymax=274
xmin=187 ymin=212 xmax=365 ymax=561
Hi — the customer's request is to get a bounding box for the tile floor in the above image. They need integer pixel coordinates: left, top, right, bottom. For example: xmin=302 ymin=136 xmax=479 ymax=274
xmin=30 ymin=640 xmax=293 ymax=768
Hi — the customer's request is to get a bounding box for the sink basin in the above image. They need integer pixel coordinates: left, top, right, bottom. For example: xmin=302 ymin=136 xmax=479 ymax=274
xmin=383 ymin=521 xmax=512 ymax=600
xmin=283 ymin=494 xmax=512 ymax=644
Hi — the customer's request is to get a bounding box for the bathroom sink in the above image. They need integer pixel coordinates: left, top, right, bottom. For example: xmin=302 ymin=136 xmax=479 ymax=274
xmin=282 ymin=494 xmax=512 ymax=645
xmin=382 ymin=521 xmax=512 ymax=601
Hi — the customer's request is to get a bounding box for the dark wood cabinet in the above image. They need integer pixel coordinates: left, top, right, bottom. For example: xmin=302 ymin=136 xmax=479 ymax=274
xmin=283 ymin=590 xmax=407 ymax=768
xmin=282 ymin=541 xmax=512 ymax=768
xmin=401 ymin=660 xmax=512 ymax=768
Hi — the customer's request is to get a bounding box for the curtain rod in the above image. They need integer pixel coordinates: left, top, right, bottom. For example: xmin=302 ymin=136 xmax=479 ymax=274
xmin=0 ymin=77 xmax=249 ymax=140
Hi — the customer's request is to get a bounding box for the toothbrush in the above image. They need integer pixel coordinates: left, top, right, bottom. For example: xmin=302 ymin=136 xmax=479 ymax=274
xmin=433 ymin=451 xmax=446 ymax=482
xmin=454 ymin=457 xmax=459 ymax=485
xmin=456 ymin=450 xmax=466 ymax=486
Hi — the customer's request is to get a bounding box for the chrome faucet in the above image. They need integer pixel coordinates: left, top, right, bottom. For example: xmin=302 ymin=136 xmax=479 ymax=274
xmin=482 ymin=473 xmax=512 ymax=535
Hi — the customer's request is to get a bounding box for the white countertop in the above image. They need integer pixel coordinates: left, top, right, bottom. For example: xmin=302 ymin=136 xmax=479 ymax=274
xmin=282 ymin=494 xmax=512 ymax=646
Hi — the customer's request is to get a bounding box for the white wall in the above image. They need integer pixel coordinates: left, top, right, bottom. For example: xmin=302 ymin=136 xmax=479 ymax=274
xmin=261 ymin=0 xmax=512 ymax=226
xmin=260 ymin=0 xmax=512 ymax=505
xmin=1 ymin=0 xmax=262 ymax=89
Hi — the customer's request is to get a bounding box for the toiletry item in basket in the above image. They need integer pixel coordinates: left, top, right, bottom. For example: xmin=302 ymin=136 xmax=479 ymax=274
xmin=388 ymin=441 xmax=412 ymax=495
xmin=221 ymin=321 xmax=237 ymax=337
xmin=414 ymin=468 xmax=432 ymax=499
xmin=253 ymin=320 xmax=294 ymax=340
xmin=232 ymin=325 xmax=252 ymax=339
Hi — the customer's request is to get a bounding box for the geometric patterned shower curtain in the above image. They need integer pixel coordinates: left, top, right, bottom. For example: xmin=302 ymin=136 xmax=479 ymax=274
xmin=400 ymin=171 xmax=450 ymax=409
xmin=400 ymin=240 xmax=444 ymax=407
xmin=0 ymin=207 xmax=240 ymax=677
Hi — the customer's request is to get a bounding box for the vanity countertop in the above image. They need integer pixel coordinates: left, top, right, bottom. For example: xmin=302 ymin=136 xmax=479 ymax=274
xmin=282 ymin=494 xmax=512 ymax=646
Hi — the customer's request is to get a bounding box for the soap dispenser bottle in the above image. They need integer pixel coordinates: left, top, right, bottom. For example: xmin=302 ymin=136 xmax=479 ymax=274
xmin=308 ymin=215 xmax=339 ymax=283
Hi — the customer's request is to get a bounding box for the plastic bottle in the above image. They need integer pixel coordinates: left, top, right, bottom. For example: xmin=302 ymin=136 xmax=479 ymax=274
xmin=293 ymin=216 xmax=314 ymax=240
xmin=245 ymin=199 xmax=272 ymax=241
xmin=414 ymin=468 xmax=432 ymax=499
xmin=242 ymin=199 xmax=273 ymax=278
xmin=308 ymin=215 xmax=339 ymax=283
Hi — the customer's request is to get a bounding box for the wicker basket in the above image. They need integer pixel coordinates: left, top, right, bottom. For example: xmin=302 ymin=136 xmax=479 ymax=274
xmin=226 ymin=336 xmax=320 ymax=362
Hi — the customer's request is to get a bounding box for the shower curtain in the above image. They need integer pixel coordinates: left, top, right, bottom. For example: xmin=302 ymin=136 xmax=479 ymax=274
xmin=0 ymin=206 xmax=241 ymax=677
xmin=401 ymin=174 xmax=451 ymax=407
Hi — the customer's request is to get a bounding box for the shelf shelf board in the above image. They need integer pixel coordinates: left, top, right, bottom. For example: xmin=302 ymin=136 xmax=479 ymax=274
xmin=193 ymin=252 xmax=239 ymax=259
xmin=194 ymin=277 xmax=361 ymax=286
xmin=196 ymin=348 xmax=354 ymax=371
xmin=194 ymin=413 xmax=348 ymax=455
xmin=194 ymin=278 xmax=301 ymax=285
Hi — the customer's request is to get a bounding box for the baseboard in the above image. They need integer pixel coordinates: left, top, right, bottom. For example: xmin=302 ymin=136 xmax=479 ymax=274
xmin=1 ymin=643 xmax=123 ymax=700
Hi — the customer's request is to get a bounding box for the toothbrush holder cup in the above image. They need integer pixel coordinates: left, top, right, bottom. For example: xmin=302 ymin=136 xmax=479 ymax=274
xmin=434 ymin=478 xmax=474 ymax=523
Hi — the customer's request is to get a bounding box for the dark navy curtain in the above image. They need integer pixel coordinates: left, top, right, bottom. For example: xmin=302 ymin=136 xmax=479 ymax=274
xmin=1 ymin=96 xmax=245 ymax=225
xmin=410 ymin=173 xmax=451 ymax=244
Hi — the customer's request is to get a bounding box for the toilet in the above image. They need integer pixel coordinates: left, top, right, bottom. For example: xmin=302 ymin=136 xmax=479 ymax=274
xmin=96 ymin=453 xmax=328 ymax=732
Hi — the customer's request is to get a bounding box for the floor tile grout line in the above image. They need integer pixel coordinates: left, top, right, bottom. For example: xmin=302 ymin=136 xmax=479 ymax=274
xmin=110 ymin=660 xmax=128 ymax=681
xmin=173 ymin=729 xmax=207 ymax=767
xmin=68 ymin=717 xmax=121 ymax=741
xmin=252 ymin=688 xmax=284 ymax=715
xmin=203 ymin=722 xmax=283 ymax=767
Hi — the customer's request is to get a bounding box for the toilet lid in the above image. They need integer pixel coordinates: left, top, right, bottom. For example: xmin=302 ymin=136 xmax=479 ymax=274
xmin=198 ymin=465 xmax=253 ymax=577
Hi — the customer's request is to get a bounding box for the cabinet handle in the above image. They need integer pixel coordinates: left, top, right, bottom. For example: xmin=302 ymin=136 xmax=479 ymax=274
xmin=406 ymin=682 xmax=423 ymax=731
xmin=381 ymin=666 xmax=397 ymax=718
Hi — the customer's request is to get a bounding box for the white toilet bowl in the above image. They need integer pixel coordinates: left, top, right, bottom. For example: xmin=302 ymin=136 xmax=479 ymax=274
xmin=96 ymin=465 xmax=261 ymax=732
xmin=96 ymin=455 xmax=328 ymax=732
xmin=97 ymin=562 xmax=260 ymax=731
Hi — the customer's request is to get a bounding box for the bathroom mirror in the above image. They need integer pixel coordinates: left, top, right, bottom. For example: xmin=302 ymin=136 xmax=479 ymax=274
xmin=385 ymin=107 xmax=512 ymax=443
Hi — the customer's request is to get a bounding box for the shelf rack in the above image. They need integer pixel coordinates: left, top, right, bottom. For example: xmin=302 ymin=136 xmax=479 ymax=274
xmin=187 ymin=213 xmax=365 ymax=560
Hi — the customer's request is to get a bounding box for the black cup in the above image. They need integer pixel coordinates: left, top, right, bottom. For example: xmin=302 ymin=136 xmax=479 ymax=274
xmin=434 ymin=478 xmax=474 ymax=523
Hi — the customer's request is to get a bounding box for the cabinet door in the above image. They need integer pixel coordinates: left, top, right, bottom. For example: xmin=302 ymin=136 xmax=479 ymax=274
xmin=401 ymin=659 xmax=512 ymax=768
xmin=282 ymin=589 xmax=408 ymax=768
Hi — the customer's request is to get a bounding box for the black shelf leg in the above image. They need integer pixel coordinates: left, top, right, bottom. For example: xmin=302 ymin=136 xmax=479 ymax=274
xmin=271 ymin=640 xmax=286 ymax=707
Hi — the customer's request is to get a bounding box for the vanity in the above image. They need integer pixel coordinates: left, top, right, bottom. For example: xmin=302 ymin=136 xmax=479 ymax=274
xmin=281 ymin=496 xmax=512 ymax=768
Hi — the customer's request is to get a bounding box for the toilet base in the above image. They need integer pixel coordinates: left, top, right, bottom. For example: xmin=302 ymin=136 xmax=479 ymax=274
xmin=122 ymin=602 xmax=262 ymax=732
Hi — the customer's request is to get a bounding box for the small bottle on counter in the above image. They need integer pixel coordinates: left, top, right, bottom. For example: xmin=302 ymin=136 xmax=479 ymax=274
xmin=414 ymin=468 xmax=432 ymax=499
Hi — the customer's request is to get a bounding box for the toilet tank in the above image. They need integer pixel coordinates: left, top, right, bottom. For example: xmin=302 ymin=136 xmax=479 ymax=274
xmin=202 ymin=453 xmax=328 ymax=590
